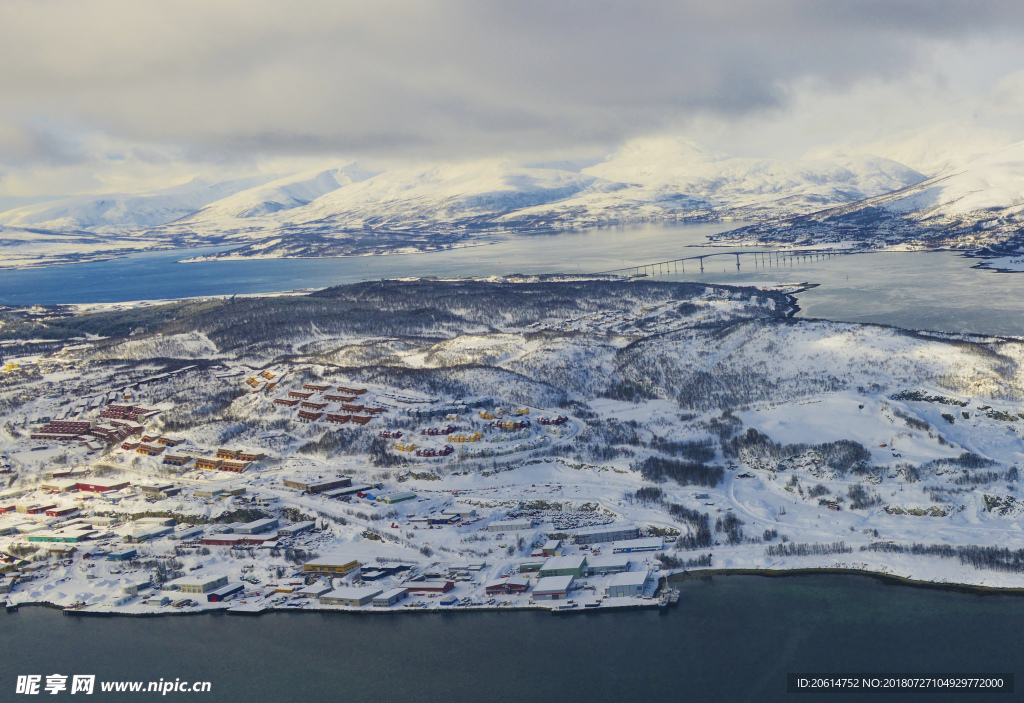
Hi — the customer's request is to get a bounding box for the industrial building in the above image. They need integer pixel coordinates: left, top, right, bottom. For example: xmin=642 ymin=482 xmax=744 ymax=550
xmin=40 ymin=479 xmax=78 ymax=493
xmin=234 ymin=518 xmax=279 ymax=534
xmin=486 ymin=518 xmax=532 ymax=533
xmin=405 ymin=580 xmax=454 ymax=593
xmin=278 ymin=521 xmax=315 ymax=537
xmin=282 ymin=476 xmax=352 ymax=493
xmin=538 ymin=555 xmax=588 ymax=578
xmin=297 ymin=583 xmax=334 ymax=598
xmin=606 ymin=570 xmax=651 ymax=598
xmin=27 ymin=528 xmax=96 ymax=543
xmin=75 ymin=478 xmax=130 ymax=493
xmin=585 ymin=554 xmax=631 ymax=575
xmin=611 ymin=537 xmax=664 ymax=553
xmin=322 ymin=484 xmax=373 ymax=499
xmin=124 ymin=525 xmax=175 ymax=543
xmin=200 ymin=534 xmax=244 ymax=547
xmin=169 ymin=575 xmax=229 ymax=594
xmin=106 ymin=549 xmax=137 ymax=561
xmin=574 ymin=524 xmax=640 ymax=545
xmin=302 ymin=557 xmax=360 ymax=576
xmin=139 ymin=483 xmax=175 ymax=497
xmin=319 ymin=586 xmax=383 ymax=607
xmin=533 ymin=575 xmax=574 ymax=600
xmin=485 ymin=575 xmax=530 ymax=595
xmin=377 ymin=491 xmax=417 ymax=504
xmin=372 ymin=587 xmax=410 ymax=607
xmin=172 ymin=526 xmax=204 ymax=541
xmin=518 ymin=560 xmax=545 ymax=573
xmin=541 ymin=540 xmax=561 ymax=557
xmin=206 ymin=583 xmax=245 ymax=602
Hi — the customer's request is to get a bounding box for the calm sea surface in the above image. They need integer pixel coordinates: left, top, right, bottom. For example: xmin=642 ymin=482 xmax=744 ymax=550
xmin=1 ymin=574 xmax=1020 ymax=702
xmin=2 ymin=224 xmax=1022 ymax=336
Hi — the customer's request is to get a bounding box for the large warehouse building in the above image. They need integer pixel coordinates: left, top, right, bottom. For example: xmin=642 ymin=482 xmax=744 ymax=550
xmin=486 ymin=518 xmax=532 ymax=533
xmin=574 ymin=524 xmax=639 ymax=545
xmin=585 ymin=554 xmax=631 ymax=575
xmin=612 ymin=537 xmax=663 ymax=553
xmin=302 ymin=557 xmax=360 ymax=576
xmin=170 ymin=575 xmax=229 ymax=594
xmin=320 ymin=586 xmax=383 ymax=607
xmin=538 ymin=555 xmax=588 ymax=579
xmin=282 ymin=476 xmax=352 ymax=493
xmin=372 ymin=588 xmax=410 ymax=607
xmin=533 ymin=575 xmax=574 ymax=600
xmin=606 ymin=570 xmax=650 ymax=598
xmin=75 ymin=478 xmax=130 ymax=493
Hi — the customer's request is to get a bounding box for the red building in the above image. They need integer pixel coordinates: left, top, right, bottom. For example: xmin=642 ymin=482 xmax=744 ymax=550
xmin=406 ymin=580 xmax=454 ymax=593
xmin=75 ymin=479 xmax=130 ymax=493
xmin=337 ymin=387 xmax=368 ymax=395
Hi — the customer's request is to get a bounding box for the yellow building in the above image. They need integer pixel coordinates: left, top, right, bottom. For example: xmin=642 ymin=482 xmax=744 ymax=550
xmin=303 ymin=558 xmax=360 ymax=576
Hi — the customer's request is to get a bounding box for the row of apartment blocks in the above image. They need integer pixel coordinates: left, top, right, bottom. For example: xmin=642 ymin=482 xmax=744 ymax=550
xmin=273 ymin=382 xmax=382 ymax=425
xmin=99 ymin=404 xmax=160 ymax=422
xmin=121 ymin=444 xmax=267 ymax=473
xmin=32 ymin=418 xmax=144 ymax=445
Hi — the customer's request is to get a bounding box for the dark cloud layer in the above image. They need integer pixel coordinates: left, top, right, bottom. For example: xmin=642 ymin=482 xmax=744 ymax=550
xmin=1 ymin=0 xmax=1023 ymax=192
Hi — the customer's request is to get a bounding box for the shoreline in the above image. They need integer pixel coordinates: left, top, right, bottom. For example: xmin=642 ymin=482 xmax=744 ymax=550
xmin=10 ymin=566 xmax=1024 ymax=621
xmin=665 ymin=566 xmax=1024 ymax=597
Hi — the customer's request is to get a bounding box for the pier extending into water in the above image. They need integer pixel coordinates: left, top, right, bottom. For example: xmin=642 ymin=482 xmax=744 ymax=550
xmin=593 ymin=248 xmax=849 ymax=278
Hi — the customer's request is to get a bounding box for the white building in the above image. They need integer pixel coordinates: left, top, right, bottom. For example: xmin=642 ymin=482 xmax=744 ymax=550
xmin=533 ymin=575 xmax=574 ymax=600
xmin=611 ymin=537 xmax=663 ymax=553
xmin=606 ymin=570 xmax=650 ymax=598
xmin=486 ymin=519 xmax=531 ymax=533
xmin=575 ymin=524 xmax=639 ymax=545
xmin=372 ymin=588 xmax=410 ymax=607
xmin=320 ymin=586 xmax=383 ymax=607
xmin=167 ymin=575 xmax=229 ymax=594
xmin=586 ymin=554 xmax=631 ymax=575
xmin=234 ymin=518 xmax=279 ymax=534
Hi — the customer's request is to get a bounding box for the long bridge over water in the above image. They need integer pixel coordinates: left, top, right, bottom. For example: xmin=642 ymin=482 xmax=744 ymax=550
xmin=592 ymin=248 xmax=851 ymax=278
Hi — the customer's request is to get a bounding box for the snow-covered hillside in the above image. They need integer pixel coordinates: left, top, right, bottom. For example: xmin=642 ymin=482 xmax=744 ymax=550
xmin=720 ymin=139 xmax=1024 ymax=251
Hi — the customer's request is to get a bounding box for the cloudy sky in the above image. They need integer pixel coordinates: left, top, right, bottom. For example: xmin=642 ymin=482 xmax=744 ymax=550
xmin=2 ymin=0 xmax=1023 ymax=202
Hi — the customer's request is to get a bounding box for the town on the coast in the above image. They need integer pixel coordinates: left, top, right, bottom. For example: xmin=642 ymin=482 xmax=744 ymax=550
xmin=4 ymin=277 xmax=1024 ymax=616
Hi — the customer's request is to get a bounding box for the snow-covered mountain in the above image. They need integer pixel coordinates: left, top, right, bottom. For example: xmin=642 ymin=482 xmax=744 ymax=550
xmin=179 ymin=163 xmax=378 ymax=222
xmin=807 ymin=122 xmax=1020 ymax=178
xmin=516 ymin=137 xmax=925 ymax=224
xmin=0 ymin=175 xmax=281 ymax=234
xmin=720 ymin=139 xmax=1024 ymax=250
xmin=0 ymin=137 xmax=933 ymax=265
xmin=164 ymin=160 xmax=615 ymax=240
